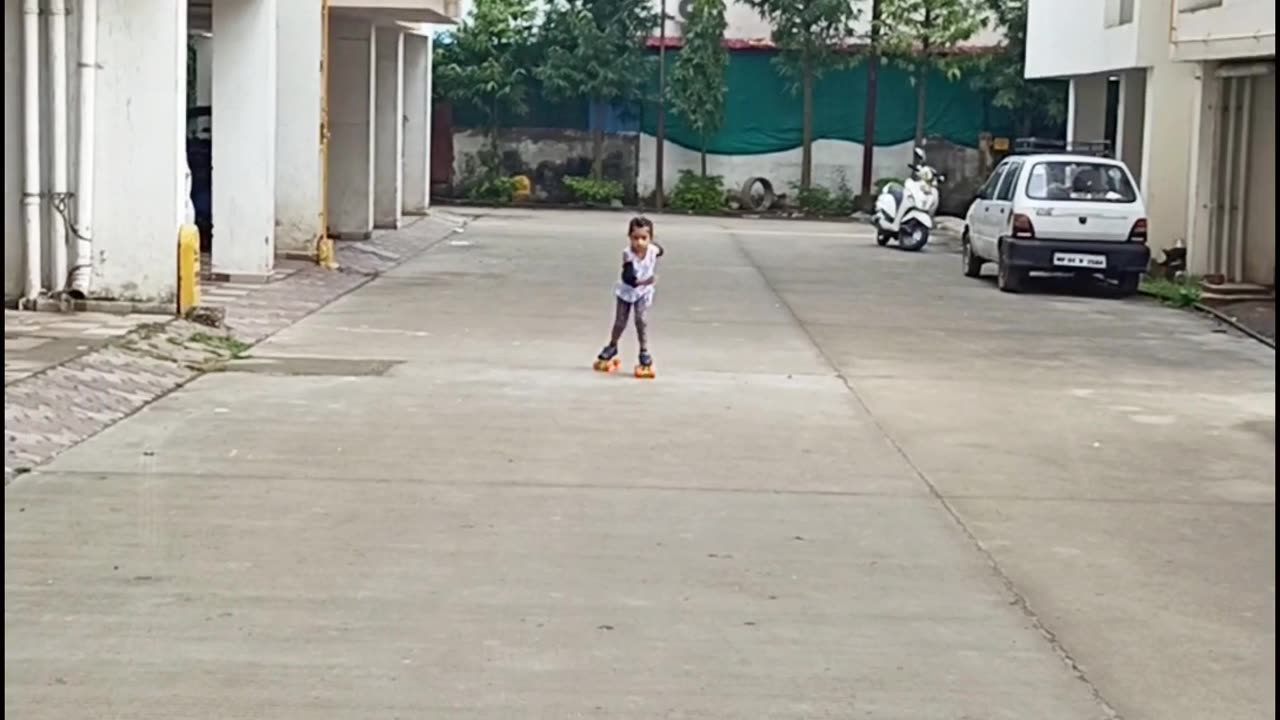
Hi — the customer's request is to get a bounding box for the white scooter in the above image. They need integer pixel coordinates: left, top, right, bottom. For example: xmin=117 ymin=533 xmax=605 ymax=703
xmin=873 ymin=147 xmax=944 ymax=252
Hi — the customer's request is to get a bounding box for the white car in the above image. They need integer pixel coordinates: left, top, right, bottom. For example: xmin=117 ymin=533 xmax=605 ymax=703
xmin=960 ymin=143 xmax=1151 ymax=295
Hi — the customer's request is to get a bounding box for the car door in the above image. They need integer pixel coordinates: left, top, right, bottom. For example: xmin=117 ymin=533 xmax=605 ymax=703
xmin=982 ymin=159 xmax=1024 ymax=257
xmin=969 ymin=162 xmax=1008 ymax=258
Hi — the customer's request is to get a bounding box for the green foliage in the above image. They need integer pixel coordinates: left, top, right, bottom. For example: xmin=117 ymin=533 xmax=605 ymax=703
xmin=791 ymin=174 xmax=856 ymax=216
xmin=668 ymin=0 xmax=728 ymax=172
xmin=744 ymin=0 xmax=862 ymax=91
xmin=467 ymin=175 xmax=519 ymax=203
xmin=538 ymin=0 xmax=658 ymax=177
xmin=878 ymin=0 xmax=990 ymax=144
xmin=1141 ymin=276 xmax=1203 ymax=308
xmin=741 ymin=0 xmax=862 ymax=189
xmin=967 ymin=0 xmax=1066 ymax=133
xmin=669 ymin=171 xmax=726 ymax=213
xmin=563 ymin=176 xmax=625 ymax=204
xmin=434 ymin=0 xmax=538 ymax=168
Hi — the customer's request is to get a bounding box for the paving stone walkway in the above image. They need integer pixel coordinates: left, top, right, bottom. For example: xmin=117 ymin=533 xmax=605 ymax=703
xmin=4 ymin=213 xmax=466 ymax=483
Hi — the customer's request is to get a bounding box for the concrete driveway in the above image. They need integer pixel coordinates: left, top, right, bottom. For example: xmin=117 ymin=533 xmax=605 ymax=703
xmin=5 ymin=209 xmax=1274 ymax=719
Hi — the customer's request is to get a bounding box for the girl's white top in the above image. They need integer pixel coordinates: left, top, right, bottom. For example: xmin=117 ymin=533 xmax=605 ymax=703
xmin=614 ymin=246 xmax=659 ymax=305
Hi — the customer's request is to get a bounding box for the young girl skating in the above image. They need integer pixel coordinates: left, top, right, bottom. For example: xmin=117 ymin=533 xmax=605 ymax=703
xmin=594 ymin=216 xmax=665 ymax=378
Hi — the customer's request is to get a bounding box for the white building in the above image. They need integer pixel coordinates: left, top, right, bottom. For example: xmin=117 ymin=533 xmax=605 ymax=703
xmin=4 ymin=0 xmax=458 ymax=305
xmin=1026 ymin=0 xmax=1274 ymax=288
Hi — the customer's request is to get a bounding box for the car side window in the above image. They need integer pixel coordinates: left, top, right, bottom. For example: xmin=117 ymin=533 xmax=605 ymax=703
xmin=978 ymin=164 xmax=1006 ymax=200
xmin=995 ymin=160 xmax=1022 ymax=201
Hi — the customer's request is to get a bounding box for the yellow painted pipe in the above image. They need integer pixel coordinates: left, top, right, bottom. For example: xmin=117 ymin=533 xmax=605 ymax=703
xmin=177 ymin=224 xmax=201 ymax=315
xmin=316 ymin=0 xmax=338 ymax=270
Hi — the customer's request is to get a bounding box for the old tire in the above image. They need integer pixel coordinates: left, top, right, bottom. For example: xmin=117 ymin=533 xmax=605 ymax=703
xmin=962 ymin=232 xmax=983 ymax=278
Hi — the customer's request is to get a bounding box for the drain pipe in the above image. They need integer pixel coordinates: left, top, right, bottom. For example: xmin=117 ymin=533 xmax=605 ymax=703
xmin=21 ymin=0 xmax=43 ymax=302
xmin=49 ymin=0 xmax=70 ymax=293
xmin=69 ymin=0 xmax=97 ymax=297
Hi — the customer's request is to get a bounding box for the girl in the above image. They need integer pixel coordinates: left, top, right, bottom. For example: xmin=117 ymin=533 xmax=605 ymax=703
xmin=594 ymin=216 xmax=665 ymax=378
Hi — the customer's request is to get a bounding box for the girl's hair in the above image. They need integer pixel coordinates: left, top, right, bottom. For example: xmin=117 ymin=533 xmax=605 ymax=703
xmin=628 ymin=216 xmax=655 ymax=235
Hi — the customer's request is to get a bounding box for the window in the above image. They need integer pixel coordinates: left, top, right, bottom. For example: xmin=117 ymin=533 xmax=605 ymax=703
xmin=1025 ymin=162 xmax=1138 ymax=203
xmin=995 ymin=160 xmax=1022 ymax=201
xmin=978 ymin=165 xmax=1006 ymax=200
xmin=1105 ymin=0 xmax=1135 ymax=26
xmin=1179 ymin=0 xmax=1224 ymax=12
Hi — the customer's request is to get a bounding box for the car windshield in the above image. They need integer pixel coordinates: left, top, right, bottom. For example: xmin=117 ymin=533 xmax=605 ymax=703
xmin=1025 ymin=162 xmax=1137 ymax=203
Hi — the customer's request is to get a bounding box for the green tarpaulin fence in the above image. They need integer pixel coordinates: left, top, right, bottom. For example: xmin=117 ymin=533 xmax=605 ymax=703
xmin=449 ymin=49 xmax=1065 ymax=154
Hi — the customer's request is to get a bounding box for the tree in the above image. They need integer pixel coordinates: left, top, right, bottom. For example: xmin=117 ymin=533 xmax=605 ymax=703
xmin=434 ymin=0 xmax=538 ymax=174
xmin=969 ymin=0 xmax=1066 ymax=136
xmin=879 ymin=0 xmax=988 ymax=147
xmin=538 ymin=0 xmax=659 ymax=179
xmin=668 ymin=0 xmax=728 ymax=176
xmin=743 ymin=0 xmax=861 ymax=190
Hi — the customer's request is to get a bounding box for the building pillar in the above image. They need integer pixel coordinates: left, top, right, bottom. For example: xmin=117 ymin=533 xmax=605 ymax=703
xmin=1139 ymin=61 xmax=1198 ymax=257
xmin=274 ymin=0 xmax=324 ymax=254
xmin=402 ymin=32 xmax=432 ymax=215
xmin=1116 ymin=69 xmax=1147 ymax=185
xmin=87 ymin=0 xmax=187 ymax=301
xmin=373 ymin=27 xmax=404 ymax=229
xmin=327 ymin=19 xmax=375 ymax=239
xmin=212 ymin=0 xmax=278 ymax=279
xmin=1066 ymin=74 xmax=1108 ymax=143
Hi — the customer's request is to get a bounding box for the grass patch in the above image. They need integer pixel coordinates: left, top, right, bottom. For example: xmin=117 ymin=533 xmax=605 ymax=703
xmin=188 ymin=332 xmax=252 ymax=358
xmin=1141 ymin=276 xmax=1202 ymax=308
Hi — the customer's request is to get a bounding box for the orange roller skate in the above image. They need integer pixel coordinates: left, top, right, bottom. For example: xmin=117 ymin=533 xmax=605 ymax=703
xmin=634 ymin=351 xmax=656 ymax=379
xmin=593 ymin=344 xmax=621 ymax=373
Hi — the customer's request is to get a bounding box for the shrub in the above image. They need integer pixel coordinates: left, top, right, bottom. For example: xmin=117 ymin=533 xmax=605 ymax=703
xmin=1140 ymin=276 xmax=1202 ymax=308
xmin=791 ymin=180 xmax=855 ymax=217
xmin=563 ymin=176 xmax=624 ymax=204
xmin=669 ymin=171 xmax=726 ymax=214
xmin=467 ymin=176 xmax=518 ymax=203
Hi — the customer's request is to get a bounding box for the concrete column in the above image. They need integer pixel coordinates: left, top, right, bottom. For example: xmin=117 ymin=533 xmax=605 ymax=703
xmin=402 ymin=33 xmax=432 ymax=215
xmin=4 ymin=0 xmax=23 ymax=299
xmin=212 ymin=0 xmax=278 ymax=279
xmin=87 ymin=0 xmax=187 ymax=301
xmin=374 ymin=27 xmax=404 ymax=229
xmin=1066 ymin=74 xmax=1108 ymax=143
xmin=1139 ymin=62 xmax=1198 ymax=256
xmin=1185 ymin=63 xmax=1220 ymax=277
xmin=274 ymin=0 xmax=324 ymax=254
xmin=1116 ymin=69 xmax=1147 ymax=185
xmin=327 ymin=20 xmax=376 ymax=239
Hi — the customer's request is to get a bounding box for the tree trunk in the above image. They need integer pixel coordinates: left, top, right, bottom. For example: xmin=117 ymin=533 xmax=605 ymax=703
xmin=700 ymin=134 xmax=708 ymax=178
xmin=801 ymin=62 xmax=814 ymax=191
xmin=590 ymin=100 xmax=605 ymax=180
xmin=913 ymin=68 xmax=928 ymax=149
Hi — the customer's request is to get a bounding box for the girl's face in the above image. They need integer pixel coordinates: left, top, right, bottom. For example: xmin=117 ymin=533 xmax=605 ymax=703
xmin=629 ymin=226 xmax=652 ymax=255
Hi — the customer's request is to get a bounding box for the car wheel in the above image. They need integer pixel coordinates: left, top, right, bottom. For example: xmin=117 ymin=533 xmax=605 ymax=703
xmin=961 ymin=232 xmax=983 ymax=278
xmin=997 ymin=252 xmax=1025 ymax=293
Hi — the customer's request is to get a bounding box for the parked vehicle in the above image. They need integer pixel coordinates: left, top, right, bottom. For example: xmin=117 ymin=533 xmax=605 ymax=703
xmin=873 ymin=147 xmax=945 ymax=252
xmin=960 ymin=138 xmax=1150 ymax=295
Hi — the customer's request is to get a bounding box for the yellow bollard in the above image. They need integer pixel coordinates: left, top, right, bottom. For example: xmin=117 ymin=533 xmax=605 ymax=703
xmin=177 ymin=224 xmax=201 ymax=315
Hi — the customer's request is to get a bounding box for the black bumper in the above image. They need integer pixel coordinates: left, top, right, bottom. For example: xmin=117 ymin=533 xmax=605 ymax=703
xmin=1003 ymin=238 xmax=1150 ymax=274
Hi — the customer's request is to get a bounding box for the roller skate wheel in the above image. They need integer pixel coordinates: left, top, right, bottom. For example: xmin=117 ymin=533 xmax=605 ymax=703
xmin=594 ymin=358 xmax=621 ymax=373
xmin=634 ymin=365 xmax=655 ymax=379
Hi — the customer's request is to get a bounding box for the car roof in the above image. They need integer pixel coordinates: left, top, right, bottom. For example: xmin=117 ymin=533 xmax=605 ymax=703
xmin=1008 ymin=153 xmax=1130 ymax=167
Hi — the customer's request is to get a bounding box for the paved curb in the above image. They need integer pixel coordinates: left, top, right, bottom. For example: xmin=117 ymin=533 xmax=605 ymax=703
xmin=4 ymin=213 xmax=467 ymax=484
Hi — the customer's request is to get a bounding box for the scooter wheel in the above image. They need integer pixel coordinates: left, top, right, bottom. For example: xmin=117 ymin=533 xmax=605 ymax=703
xmin=876 ymin=233 xmax=891 ymax=247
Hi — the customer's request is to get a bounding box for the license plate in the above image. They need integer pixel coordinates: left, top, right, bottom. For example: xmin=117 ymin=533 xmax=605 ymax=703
xmin=1053 ymin=252 xmax=1107 ymax=269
